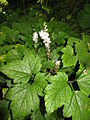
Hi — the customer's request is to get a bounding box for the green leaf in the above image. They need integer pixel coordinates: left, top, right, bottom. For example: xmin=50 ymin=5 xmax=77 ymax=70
xmin=63 ymin=91 xmax=90 ymax=120
xmin=0 ymin=45 xmax=14 ymax=55
xmin=12 ymin=22 xmax=32 ymax=36
xmin=5 ymin=45 xmax=29 ymax=62
xmin=44 ymin=72 xmax=71 ymax=113
xmin=0 ymin=60 xmax=31 ymax=83
xmin=50 ymin=49 xmax=60 ymax=62
xmin=77 ymin=10 xmax=90 ymax=29
xmin=61 ymin=45 xmax=77 ymax=67
xmin=75 ymin=41 xmax=90 ymax=67
xmin=33 ymin=73 xmax=47 ymax=96
xmin=77 ymin=69 xmax=90 ymax=96
xmin=0 ymin=100 xmax=9 ymax=120
xmin=84 ymin=4 xmax=90 ymax=14
xmin=0 ymin=52 xmax=42 ymax=83
xmin=42 ymin=60 xmax=55 ymax=69
xmin=1 ymin=26 xmax=19 ymax=43
xmin=24 ymin=52 xmax=42 ymax=75
xmin=45 ymin=113 xmax=57 ymax=120
xmin=37 ymin=47 xmax=46 ymax=58
xmin=15 ymin=44 xmax=29 ymax=56
xmin=52 ymin=31 xmax=67 ymax=45
xmin=67 ymin=37 xmax=80 ymax=46
xmin=5 ymin=49 xmax=22 ymax=62
xmin=31 ymin=109 xmax=45 ymax=120
xmin=0 ymin=32 xmax=5 ymax=45
xmin=6 ymin=83 xmax=39 ymax=119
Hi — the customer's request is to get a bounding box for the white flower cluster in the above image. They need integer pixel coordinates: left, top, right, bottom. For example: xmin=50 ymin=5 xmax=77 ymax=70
xmin=32 ymin=23 xmax=51 ymax=59
xmin=33 ymin=32 xmax=38 ymax=43
xmin=39 ymin=25 xmax=51 ymax=49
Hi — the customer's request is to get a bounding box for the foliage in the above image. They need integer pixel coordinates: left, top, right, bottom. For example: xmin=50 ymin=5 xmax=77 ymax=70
xmin=0 ymin=0 xmax=8 ymax=6
xmin=0 ymin=1 xmax=90 ymax=120
xmin=77 ymin=3 xmax=90 ymax=29
xmin=0 ymin=0 xmax=8 ymax=13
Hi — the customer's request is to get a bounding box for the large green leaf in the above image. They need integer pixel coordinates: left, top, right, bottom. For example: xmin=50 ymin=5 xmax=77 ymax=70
xmin=6 ymin=83 xmax=39 ymax=119
xmin=61 ymin=45 xmax=77 ymax=67
xmin=63 ymin=91 xmax=90 ymax=120
xmin=0 ymin=52 xmax=42 ymax=83
xmin=77 ymin=69 xmax=90 ymax=96
xmin=44 ymin=72 xmax=71 ymax=113
xmin=0 ymin=60 xmax=31 ymax=83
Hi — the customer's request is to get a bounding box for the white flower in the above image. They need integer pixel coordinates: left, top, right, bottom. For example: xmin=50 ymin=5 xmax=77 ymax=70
xmin=39 ymin=30 xmax=49 ymax=39
xmin=33 ymin=32 xmax=38 ymax=43
xmin=39 ymin=30 xmax=51 ymax=49
xmin=55 ymin=61 xmax=60 ymax=66
xmin=45 ymin=43 xmax=50 ymax=48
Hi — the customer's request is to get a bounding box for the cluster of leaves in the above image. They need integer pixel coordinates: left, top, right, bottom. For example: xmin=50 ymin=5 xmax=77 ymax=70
xmin=0 ymin=4 xmax=90 ymax=120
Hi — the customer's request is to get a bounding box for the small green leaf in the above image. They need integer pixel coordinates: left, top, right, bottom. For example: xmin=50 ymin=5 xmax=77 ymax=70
xmin=44 ymin=72 xmax=71 ymax=113
xmin=42 ymin=60 xmax=55 ymax=69
xmin=67 ymin=37 xmax=80 ymax=46
xmin=6 ymin=83 xmax=39 ymax=119
xmin=84 ymin=4 xmax=90 ymax=14
xmin=51 ymin=49 xmax=60 ymax=62
xmin=31 ymin=109 xmax=45 ymax=120
xmin=0 ymin=45 xmax=14 ymax=55
xmin=61 ymin=45 xmax=77 ymax=67
xmin=75 ymin=41 xmax=90 ymax=67
xmin=63 ymin=91 xmax=90 ymax=120
xmin=52 ymin=31 xmax=67 ymax=45
xmin=33 ymin=73 xmax=47 ymax=96
xmin=77 ymin=10 xmax=90 ymax=29
xmin=1 ymin=26 xmax=19 ymax=43
xmin=77 ymin=69 xmax=90 ymax=96
xmin=24 ymin=52 xmax=42 ymax=75
xmin=5 ymin=49 xmax=22 ymax=62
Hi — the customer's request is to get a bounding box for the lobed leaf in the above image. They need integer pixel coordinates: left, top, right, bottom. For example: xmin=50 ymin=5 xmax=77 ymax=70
xmin=6 ymin=83 xmax=39 ymax=119
xmin=0 ymin=51 xmax=42 ymax=83
xmin=44 ymin=72 xmax=71 ymax=113
xmin=63 ymin=91 xmax=90 ymax=120
xmin=77 ymin=69 xmax=90 ymax=96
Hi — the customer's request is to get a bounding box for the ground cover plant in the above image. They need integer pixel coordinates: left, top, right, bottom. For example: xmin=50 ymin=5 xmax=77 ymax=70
xmin=0 ymin=0 xmax=90 ymax=120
